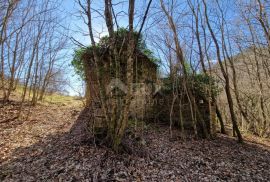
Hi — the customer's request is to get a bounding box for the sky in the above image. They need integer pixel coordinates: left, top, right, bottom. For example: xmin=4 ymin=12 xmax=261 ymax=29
xmin=60 ymin=0 xmax=148 ymax=96
xmin=59 ymin=0 xmax=240 ymax=96
xmin=60 ymin=1 xmax=131 ymax=96
xmin=60 ymin=1 xmax=91 ymax=96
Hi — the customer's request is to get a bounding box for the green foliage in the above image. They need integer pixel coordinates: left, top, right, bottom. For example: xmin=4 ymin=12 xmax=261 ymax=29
xmin=71 ymin=48 xmax=87 ymax=80
xmin=71 ymin=28 xmax=159 ymax=80
xmin=142 ymin=48 xmax=161 ymax=64
xmin=184 ymin=62 xmax=192 ymax=75
xmin=191 ymin=73 xmax=220 ymax=99
xmin=160 ymin=73 xmax=220 ymax=100
xmin=99 ymin=27 xmax=145 ymax=48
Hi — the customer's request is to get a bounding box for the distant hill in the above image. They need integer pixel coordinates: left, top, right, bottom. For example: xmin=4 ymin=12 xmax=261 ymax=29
xmin=211 ymin=47 xmax=270 ymax=136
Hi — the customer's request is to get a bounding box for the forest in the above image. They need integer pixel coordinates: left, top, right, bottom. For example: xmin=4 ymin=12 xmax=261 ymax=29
xmin=0 ymin=0 xmax=270 ymax=181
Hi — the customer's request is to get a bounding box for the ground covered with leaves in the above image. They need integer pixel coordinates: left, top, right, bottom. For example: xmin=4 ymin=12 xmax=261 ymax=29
xmin=1 ymin=100 xmax=270 ymax=181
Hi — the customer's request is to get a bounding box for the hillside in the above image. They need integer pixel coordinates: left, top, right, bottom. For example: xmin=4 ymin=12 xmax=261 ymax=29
xmin=1 ymin=91 xmax=270 ymax=181
xmin=2 ymin=0 xmax=270 ymax=181
xmin=211 ymin=47 xmax=270 ymax=137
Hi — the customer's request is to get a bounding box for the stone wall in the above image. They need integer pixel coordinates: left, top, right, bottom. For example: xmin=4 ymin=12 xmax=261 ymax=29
xmin=82 ymin=51 xmax=216 ymax=136
xmin=153 ymin=93 xmax=217 ymax=136
xmin=82 ymin=51 xmax=158 ymax=120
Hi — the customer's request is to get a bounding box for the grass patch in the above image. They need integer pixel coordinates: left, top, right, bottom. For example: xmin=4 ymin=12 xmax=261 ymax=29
xmin=42 ymin=93 xmax=84 ymax=107
xmin=4 ymin=84 xmax=84 ymax=107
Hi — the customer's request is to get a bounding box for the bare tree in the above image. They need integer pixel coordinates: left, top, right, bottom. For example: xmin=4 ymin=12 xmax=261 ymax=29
xmin=78 ymin=0 xmax=153 ymax=151
xmin=202 ymin=0 xmax=243 ymax=142
xmin=0 ymin=0 xmax=19 ymax=102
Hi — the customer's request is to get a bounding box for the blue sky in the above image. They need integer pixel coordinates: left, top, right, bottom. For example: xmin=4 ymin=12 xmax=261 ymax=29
xmin=60 ymin=1 xmax=91 ymax=96
xmin=61 ymin=1 xmax=115 ymax=96
xmin=60 ymin=0 xmax=239 ymax=96
xmin=60 ymin=0 xmax=150 ymax=96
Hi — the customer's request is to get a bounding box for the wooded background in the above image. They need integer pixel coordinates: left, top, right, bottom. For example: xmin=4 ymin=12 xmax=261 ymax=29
xmin=1 ymin=0 xmax=270 ymax=151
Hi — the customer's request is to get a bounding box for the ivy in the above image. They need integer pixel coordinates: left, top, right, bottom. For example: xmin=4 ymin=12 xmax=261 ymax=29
xmin=71 ymin=28 xmax=159 ymax=80
xmin=71 ymin=48 xmax=87 ymax=80
xmin=160 ymin=73 xmax=220 ymax=100
xmin=191 ymin=73 xmax=220 ymax=99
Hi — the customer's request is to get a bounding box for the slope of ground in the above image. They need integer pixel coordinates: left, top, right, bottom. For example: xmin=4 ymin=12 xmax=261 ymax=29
xmin=0 ymin=94 xmax=270 ymax=181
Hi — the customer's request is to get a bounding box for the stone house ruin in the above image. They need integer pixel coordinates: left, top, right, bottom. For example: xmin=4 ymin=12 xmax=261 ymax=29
xmin=153 ymin=89 xmax=216 ymax=137
xmin=82 ymin=48 xmax=158 ymax=120
xmin=82 ymin=48 xmax=216 ymax=136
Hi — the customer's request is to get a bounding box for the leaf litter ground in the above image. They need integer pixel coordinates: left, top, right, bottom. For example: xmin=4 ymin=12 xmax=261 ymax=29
xmin=0 ymin=100 xmax=270 ymax=181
